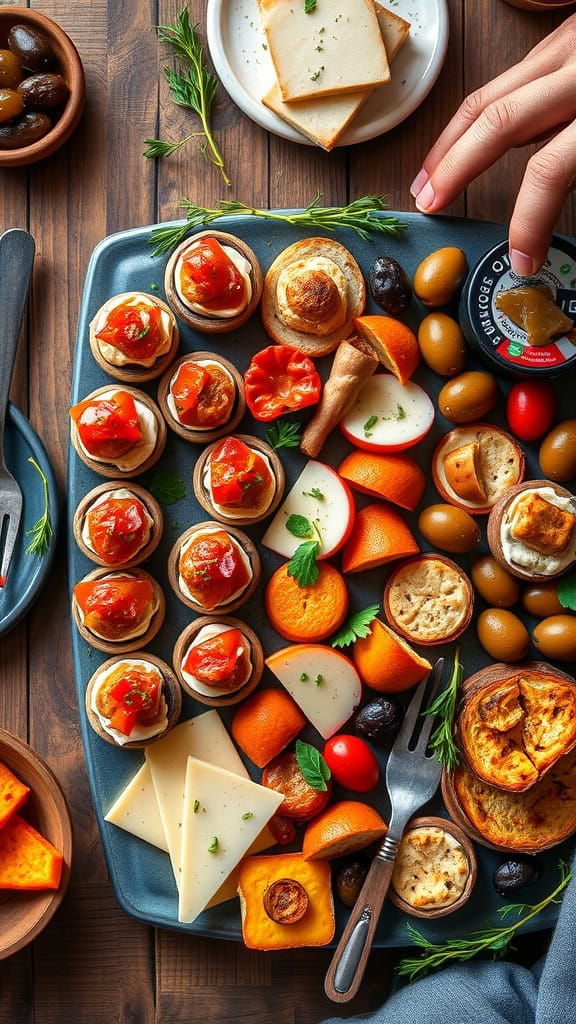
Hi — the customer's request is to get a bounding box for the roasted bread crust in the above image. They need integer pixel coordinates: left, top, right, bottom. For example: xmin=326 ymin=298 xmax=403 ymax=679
xmin=509 ymin=491 xmax=576 ymax=556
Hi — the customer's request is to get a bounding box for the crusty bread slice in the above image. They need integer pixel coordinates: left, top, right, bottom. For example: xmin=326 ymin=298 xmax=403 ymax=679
xmin=444 ymin=440 xmax=487 ymax=504
xmin=521 ymin=674 xmax=576 ymax=773
xmin=262 ymin=4 xmax=411 ymax=151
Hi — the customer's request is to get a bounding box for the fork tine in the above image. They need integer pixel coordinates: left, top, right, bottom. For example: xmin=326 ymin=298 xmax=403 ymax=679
xmin=392 ymin=658 xmax=445 ymax=749
xmin=0 ymin=510 xmax=21 ymax=581
xmin=415 ymin=662 xmax=445 ymax=753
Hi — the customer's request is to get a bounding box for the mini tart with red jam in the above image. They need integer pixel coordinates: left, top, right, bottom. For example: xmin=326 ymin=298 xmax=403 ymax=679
xmin=157 ymin=352 xmax=246 ymax=443
xmin=193 ymin=434 xmax=284 ymax=526
xmin=73 ymin=481 xmax=163 ymax=568
xmin=70 ymin=386 xmax=166 ymax=478
xmin=172 ymin=616 xmax=264 ymax=707
xmin=89 ymin=292 xmax=179 ymax=382
xmin=72 ymin=567 xmax=165 ymax=654
xmin=85 ymin=653 xmax=181 ymax=749
xmin=167 ymin=521 xmax=261 ymax=614
xmin=164 ymin=230 xmax=263 ymax=334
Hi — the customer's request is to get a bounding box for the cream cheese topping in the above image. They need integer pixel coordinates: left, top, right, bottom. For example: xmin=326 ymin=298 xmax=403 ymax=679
xmin=75 ymin=389 xmax=158 ymax=472
xmin=202 ymin=448 xmax=276 ymax=520
xmin=175 ymin=244 xmax=252 ymax=319
xmin=391 ymin=827 xmax=469 ymax=910
xmin=178 ymin=528 xmax=252 ymax=606
xmin=90 ymin=658 xmax=168 ymax=745
xmin=93 ymin=293 xmax=174 ymax=367
xmin=81 ymin=487 xmax=154 ymax=556
xmin=501 ymin=486 xmax=576 ymax=575
xmin=76 ymin=572 xmax=159 ymax=641
xmin=276 ymin=255 xmax=348 ymax=336
xmin=180 ymin=623 xmax=252 ymax=698
xmin=166 ymin=358 xmax=235 ymax=430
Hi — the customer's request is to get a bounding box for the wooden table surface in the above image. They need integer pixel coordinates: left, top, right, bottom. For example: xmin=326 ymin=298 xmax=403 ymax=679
xmin=0 ymin=1 xmax=574 ymax=1021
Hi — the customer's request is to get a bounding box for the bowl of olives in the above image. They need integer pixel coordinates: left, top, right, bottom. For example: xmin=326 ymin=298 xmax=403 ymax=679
xmin=0 ymin=7 xmax=85 ymax=166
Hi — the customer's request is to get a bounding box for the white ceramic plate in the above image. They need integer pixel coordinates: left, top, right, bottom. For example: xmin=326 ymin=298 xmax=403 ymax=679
xmin=206 ymin=0 xmax=449 ymax=147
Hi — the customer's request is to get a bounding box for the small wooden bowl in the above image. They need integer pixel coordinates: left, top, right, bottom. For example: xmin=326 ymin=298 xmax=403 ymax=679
xmin=157 ymin=352 xmax=246 ymax=443
xmin=193 ymin=434 xmax=285 ymax=526
xmin=167 ymin=522 xmax=261 ymax=614
xmin=0 ymin=728 xmax=72 ymax=960
xmin=487 ymin=479 xmax=576 ymax=581
xmin=173 ymin=616 xmax=264 ymax=707
xmin=164 ymin=230 xmax=263 ymax=334
xmin=71 ymin=567 xmax=165 ymax=654
xmin=432 ymin=424 xmax=524 ymax=515
xmin=72 ymin=481 xmax=163 ymax=568
xmin=88 ymin=293 xmax=179 ymax=382
xmin=85 ymin=653 xmax=182 ymax=750
xmin=388 ymin=816 xmax=477 ymax=919
xmin=70 ymin=385 xmax=166 ymax=479
xmin=383 ymin=554 xmax=474 ymax=646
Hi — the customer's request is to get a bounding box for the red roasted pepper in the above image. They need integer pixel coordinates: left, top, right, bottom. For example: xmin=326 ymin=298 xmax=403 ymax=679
xmin=107 ymin=669 xmax=161 ymax=736
xmin=95 ymin=301 xmax=163 ymax=360
xmin=179 ymin=237 xmax=248 ymax=312
xmin=183 ymin=628 xmax=245 ymax=685
xmin=70 ymin=390 xmax=142 ymax=459
xmin=243 ymin=344 xmax=321 ymax=421
xmin=74 ymin=576 xmax=154 ymax=640
xmin=85 ymin=495 xmax=150 ymax=565
xmin=209 ymin=436 xmax=272 ymax=510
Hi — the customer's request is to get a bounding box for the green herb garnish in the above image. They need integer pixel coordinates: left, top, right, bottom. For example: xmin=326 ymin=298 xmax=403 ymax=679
xmin=314 ymin=674 xmax=323 ymax=686
xmin=295 ymin=739 xmax=331 ymax=791
xmin=286 ymin=514 xmax=313 ymax=539
xmin=241 ymin=811 xmax=254 ymax=820
xmin=331 ymin=604 xmax=380 ymax=648
xmin=207 ymin=836 xmax=219 ymax=853
xmin=363 ymin=415 xmax=378 ymax=437
xmin=287 ymin=540 xmax=321 ymax=588
xmin=398 ymin=860 xmax=573 ymax=982
xmin=149 ymin=471 xmax=186 ymax=506
xmin=149 ymin=194 xmax=406 ymax=257
xmin=25 ymin=458 xmax=54 ymax=557
xmin=558 ymin=573 xmax=576 ymax=611
xmin=421 ymin=649 xmax=462 ymax=771
xmin=300 ymin=672 xmax=309 ymax=682
xmin=193 ymin=799 xmax=200 ymax=814
xmin=304 ymin=0 xmax=317 ymax=12
xmin=266 ymin=420 xmax=302 ymax=450
xmin=303 ymin=487 xmax=324 ymax=499
xmin=144 ymin=7 xmax=230 ymax=185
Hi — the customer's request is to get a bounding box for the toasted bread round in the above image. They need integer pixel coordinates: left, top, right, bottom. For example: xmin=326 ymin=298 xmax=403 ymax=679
xmin=432 ymin=424 xmax=524 ymax=515
xmin=487 ymin=479 xmax=576 ymax=581
xmin=383 ymin=554 xmax=473 ymax=645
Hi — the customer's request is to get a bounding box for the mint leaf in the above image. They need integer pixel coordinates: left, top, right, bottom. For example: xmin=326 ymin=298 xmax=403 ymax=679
xmin=149 ymin=471 xmax=186 ymax=505
xmin=287 ymin=540 xmax=320 ymax=587
xmin=286 ymin=513 xmax=313 ymax=538
xmin=331 ymin=604 xmax=380 ymax=648
xmin=557 ymin=574 xmax=576 ymax=611
xmin=295 ymin=740 xmax=330 ymax=791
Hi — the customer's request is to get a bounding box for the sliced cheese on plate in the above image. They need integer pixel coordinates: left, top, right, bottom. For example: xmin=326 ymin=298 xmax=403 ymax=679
xmin=105 ymin=761 xmax=169 ymax=852
xmin=266 ymin=644 xmax=362 ymax=739
xmin=261 ymin=461 xmax=355 ymax=559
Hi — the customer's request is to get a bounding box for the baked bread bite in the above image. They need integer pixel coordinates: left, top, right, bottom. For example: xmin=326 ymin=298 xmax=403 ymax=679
xmin=384 ymin=554 xmax=473 ymax=645
xmin=488 ymin=479 xmax=576 ymax=580
xmin=509 ymin=491 xmax=575 ymax=556
xmin=433 ymin=424 xmax=524 ymax=514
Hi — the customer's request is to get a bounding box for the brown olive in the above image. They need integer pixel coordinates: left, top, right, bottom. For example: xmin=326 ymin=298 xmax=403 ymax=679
xmin=8 ymin=24 xmax=56 ymax=73
xmin=438 ymin=370 xmax=499 ymax=423
xmin=417 ymin=312 xmax=466 ymax=376
xmin=522 ymin=583 xmax=563 ymax=618
xmin=0 ymin=88 xmax=24 ymax=124
xmin=17 ymin=72 xmax=69 ymax=110
xmin=413 ymin=247 xmax=468 ymax=307
xmin=539 ymin=419 xmax=576 ymax=482
xmin=0 ymin=49 xmax=23 ymax=89
xmin=368 ymin=256 xmax=412 ymax=315
xmin=0 ymin=110 xmax=52 ymax=149
xmin=418 ymin=504 xmax=480 ymax=553
xmin=471 ymin=556 xmax=520 ymax=608
xmin=335 ymin=860 xmax=369 ymax=908
xmin=532 ymin=615 xmax=576 ymax=661
xmin=477 ymin=608 xmax=530 ymax=662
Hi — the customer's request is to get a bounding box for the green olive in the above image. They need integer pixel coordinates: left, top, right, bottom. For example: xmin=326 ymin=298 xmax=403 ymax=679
xmin=532 ymin=615 xmax=576 ymax=661
xmin=471 ymin=556 xmax=520 ymax=608
xmin=477 ymin=608 xmax=530 ymax=662
xmin=0 ymin=49 xmax=23 ymax=89
xmin=538 ymin=420 xmax=576 ymax=482
xmin=413 ymin=247 xmax=468 ymax=307
xmin=417 ymin=313 xmax=466 ymax=376
xmin=438 ymin=370 xmax=499 ymax=423
xmin=418 ymin=504 xmax=480 ymax=553
xmin=522 ymin=583 xmax=563 ymax=618
xmin=0 ymin=87 xmax=24 ymax=124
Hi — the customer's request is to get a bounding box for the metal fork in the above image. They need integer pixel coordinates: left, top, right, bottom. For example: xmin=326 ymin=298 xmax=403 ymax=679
xmin=325 ymin=658 xmax=445 ymax=1003
xmin=0 ymin=229 xmax=36 ymax=587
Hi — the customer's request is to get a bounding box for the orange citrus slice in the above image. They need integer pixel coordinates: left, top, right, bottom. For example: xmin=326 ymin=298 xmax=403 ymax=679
xmin=302 ymin=800 xmax=387 ymax=860
xmin=341 ymin=502 xmax=419 ymax=574
xmin=338 ymin=451 xmax=426 ymax=511
xmin=353 ymin=315 xmax=420 ymax=384
xmin=352 ymin=618 xmax=431 ymax=693
xmin=231 ymin=689 xmax=306 ymax=768
xmin=265 ymin=562 xmax=349 ymax=642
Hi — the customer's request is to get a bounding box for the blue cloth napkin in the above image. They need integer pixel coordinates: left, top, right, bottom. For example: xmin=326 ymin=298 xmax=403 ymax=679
xmin=322 ymin=853 xmax=576 ymax=1024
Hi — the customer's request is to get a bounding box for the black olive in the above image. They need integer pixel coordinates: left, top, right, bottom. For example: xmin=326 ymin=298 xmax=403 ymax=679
xmin=368 ymin=256 xmax=412 ymax=315
xmin=493 ymin=860 xmax=538 ymax=896
xmin=335 ymin=859 xmax=368 ymax=908
xmin=8 ymin=25 xmax=56 ymax=74
xmin=355 ymin=698 xmax=402 ymax=742
xmin=0 ymin=111 xmax=52 ymax=149
xmin=18 ymin=72 xmax=69 ymax=111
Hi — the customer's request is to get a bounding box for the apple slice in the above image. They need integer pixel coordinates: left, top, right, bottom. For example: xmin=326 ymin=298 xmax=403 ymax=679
xmin=266 ymin=645 xmax=362 ymax=739
xmin=341 ymin=373 xmax=435 ymax=453
xmin=261 ymin=461 xmax=355 ymax=559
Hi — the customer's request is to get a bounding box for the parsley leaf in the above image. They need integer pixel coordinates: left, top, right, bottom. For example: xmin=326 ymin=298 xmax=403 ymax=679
xmin=287 ymin=540 xmax=320 ymax=587
xmin=295 ymin=740 xmax=330 ymax=791
xmin=304 ymin=0 xmax=317 ymax=12
xmin=149 ymin=471 xmax=186 ymax=506
xmin=558 ymin=573 xmax=576 ymax=611
xmin=303 ymin=486 xmax=324 ymax=499
xmin=266 ymin=420 xmax=302 ymax=449
xmin=286 ymin=514 xmax=313 ymax=538
xmin=331 ymin=605 xmax=380 ymax=648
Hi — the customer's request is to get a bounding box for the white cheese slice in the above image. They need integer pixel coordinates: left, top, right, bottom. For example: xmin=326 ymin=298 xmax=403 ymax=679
xmin=261 ymin=460 xmax=354 ymax=559
xmin=104 ymin=761 xmax=169 ymax=852
xmin=266 ymin=644 xmax=362 ymax=739
xmin=178 ymin=757 xmax=284 ymax=923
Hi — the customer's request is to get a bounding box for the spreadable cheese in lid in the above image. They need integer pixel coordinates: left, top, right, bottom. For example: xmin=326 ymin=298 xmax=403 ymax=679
xmin=459 ymin=236 xmax=576 ymax=379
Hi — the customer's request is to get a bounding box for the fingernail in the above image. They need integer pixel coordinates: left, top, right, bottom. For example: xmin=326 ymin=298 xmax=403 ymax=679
xmin=510 ymin=249 xmax=535 ymax=277
xmin=410 ymin=168 xmax=429 ymax=198
xmin=414 ymin=181 xmax=435 ymax=212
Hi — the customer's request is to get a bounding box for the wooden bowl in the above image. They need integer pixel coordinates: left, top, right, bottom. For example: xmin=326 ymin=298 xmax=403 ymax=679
xmin=71 ymin=567 xmax=165 ymax=654
xmin=157 ymin=352 xmax=246 ymax=443
xmin=70 ymin=385 xmax=166 ymax=478
xmin=432 ymin=423 xmax=524 ymax=515
xmin=72 ymin=481 xmax=163 ymax=568
xmin=88 ymin=293 xmax=179 ymax=382
xmin=193 ymin=434 xmax=285 ymax=526
xmin=388 ymin=815 xmax=477 ymax=919
xmin=85 ymin=653 xmax=182 ymax=750
xmin=383 ymin=554 xmax=474 ymax=646
xmin=173 ymin=616 xmax=264 ymax=707
xmin=164 ymin=230 xmax=263 ymax=333
xmin=167 ymin=521 xmax=261 ymax=614
xmin=0 ymin=8 xmax=85 ymax=168
xmin=487 ymin=479 xmax=576 ymax=581
xmin=0 ymin=729 xmax=72 ymax=959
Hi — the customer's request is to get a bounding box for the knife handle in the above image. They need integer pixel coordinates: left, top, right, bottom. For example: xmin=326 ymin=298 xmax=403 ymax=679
xmin=0 ymin=229 xmax=35 ymax=440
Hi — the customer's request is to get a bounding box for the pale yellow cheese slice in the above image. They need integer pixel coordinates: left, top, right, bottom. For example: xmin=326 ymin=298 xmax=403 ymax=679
xmin=105 ymin=761 xmax=169 ymax=852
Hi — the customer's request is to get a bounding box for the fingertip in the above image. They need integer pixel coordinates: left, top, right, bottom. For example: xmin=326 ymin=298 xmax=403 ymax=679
xmin=414 ymin=180 xmax=436 ymax=212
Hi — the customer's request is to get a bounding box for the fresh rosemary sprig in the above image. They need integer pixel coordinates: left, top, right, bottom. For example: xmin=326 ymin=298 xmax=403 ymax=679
xmin=144 ymin=7 xmax=230 ymax=186
xmin=421 ymin=648 xmax=463 ymax=771
xmin=25 ymin=457 xmax=54 ymax=557
xmin=148 ymin=194 xmax=406 ymax=257
xmin=397 ymin=859 xmax=573 ymax=983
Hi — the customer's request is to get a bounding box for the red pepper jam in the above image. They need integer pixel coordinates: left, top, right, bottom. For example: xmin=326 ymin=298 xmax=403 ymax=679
xmin=171 ymin=359 xmax=236 ymax=429
xmin=209 ymin=436 xmax=273 ymax=512
xmin=96 ymin=301 xmax=164 ymax=360
xmin=74 ymin=576 xmax=155 ymax=641
xmin=70 ymin=390 xmax=142 ymax=459
xmin=182 ymin=627 xmax=249 ymax=692
xmin=178 ymin=238 xmax=249 ymax=313
xmin=95 ymin=663 xmax=162 ymax=737
xmin=85 ymin=494 xmax=150 ymax=565
xmin=179 ymin=530 xmax=251 ymax=610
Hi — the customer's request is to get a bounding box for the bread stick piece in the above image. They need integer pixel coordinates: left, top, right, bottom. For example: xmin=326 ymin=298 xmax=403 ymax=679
xmin=300 ymin=340 xmax=377 ymax=458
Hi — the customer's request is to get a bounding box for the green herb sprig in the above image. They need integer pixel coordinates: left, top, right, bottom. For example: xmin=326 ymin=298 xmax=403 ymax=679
xmin=331 ymin=605 xmax=380 ymax=648
xmin=421 ymin=649 xmax=462 ymax=771
xmin=397 ymin=860 xmax=573 ymax=983
xmin=266 ymin=420 xmax=302 ymax=450
xmin=149 ymin=471 xmax=186 ymax=506
xmin=25 ymin=458 xmax=54 ymax=557
xmin=149 ymin=194 xmax=406 ymax=257
xmin=287 ymin=540 xmax=321 ymax=587
xmin=144 ymin=7 xmax=230 ymax=186
xmin=295 ymin=739 xmax=330 ymax=791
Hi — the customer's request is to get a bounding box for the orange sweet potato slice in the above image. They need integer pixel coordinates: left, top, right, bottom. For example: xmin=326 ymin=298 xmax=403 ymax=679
xmin=0 ymin=760 xmax=30 ymax=828
xmin=0 ymin=814 xmax=63 ymax=890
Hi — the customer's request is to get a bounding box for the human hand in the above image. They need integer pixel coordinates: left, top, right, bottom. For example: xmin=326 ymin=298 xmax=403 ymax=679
xmin=410 ymin=14 xmax=576 ymax=275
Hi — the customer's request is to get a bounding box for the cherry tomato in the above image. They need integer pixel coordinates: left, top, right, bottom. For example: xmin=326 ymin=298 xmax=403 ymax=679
xmin=506 ymin=381 xmax=556 ymax=442
xmin=323 ymin=735 xmax=380 ymax=793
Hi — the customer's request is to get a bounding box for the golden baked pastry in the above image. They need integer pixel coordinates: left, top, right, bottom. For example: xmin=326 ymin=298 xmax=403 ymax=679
xmin=443 ymin=440 xmax=486 ymax=504
xmin=384 ymin=555 xmax=473 ymax=645
xmin=433 ymin=425 xmax=524 ymax=513
xmin=509 ymin=491 xmax=576 ymax=556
